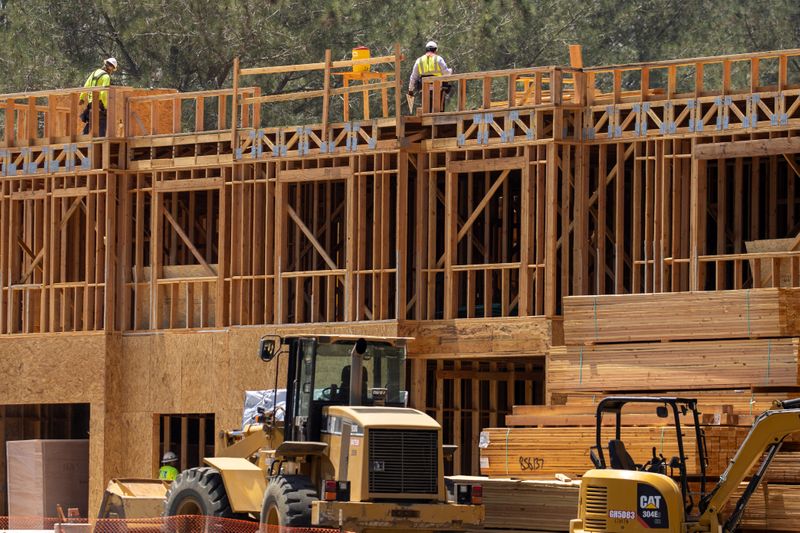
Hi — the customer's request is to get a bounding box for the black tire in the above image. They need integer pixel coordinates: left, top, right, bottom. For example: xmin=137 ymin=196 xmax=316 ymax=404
xmin=164 ymin=467 xmax=237 ymax=517
xmin=260 ymin=475 xmax=318 ymax=528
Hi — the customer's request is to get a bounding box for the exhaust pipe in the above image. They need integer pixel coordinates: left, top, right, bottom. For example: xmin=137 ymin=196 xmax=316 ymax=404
xmin=349 ymin=338 xmax=368 ymax=406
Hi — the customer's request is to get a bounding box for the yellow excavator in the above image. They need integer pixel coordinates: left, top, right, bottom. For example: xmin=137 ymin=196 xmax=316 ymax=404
xmin=163 ymin=335 xmax=483 ymax=532
xmin=570 ymin=396 xmax=800 ymax=532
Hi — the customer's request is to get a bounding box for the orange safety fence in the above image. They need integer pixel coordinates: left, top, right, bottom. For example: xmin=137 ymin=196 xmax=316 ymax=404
xmin=0 ymin=516 xmax=349 ymax=533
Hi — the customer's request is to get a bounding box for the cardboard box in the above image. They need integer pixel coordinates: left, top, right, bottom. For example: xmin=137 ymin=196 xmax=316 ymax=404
xmin=7 ymin=439 xmax=89 ymax=527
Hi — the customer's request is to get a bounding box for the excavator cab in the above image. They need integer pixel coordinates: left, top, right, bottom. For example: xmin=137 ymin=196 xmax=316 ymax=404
xmin=588 ymin=396 xmax=708 ymax=516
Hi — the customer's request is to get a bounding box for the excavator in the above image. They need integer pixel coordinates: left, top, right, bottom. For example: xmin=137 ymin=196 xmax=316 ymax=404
xmin=570 ymin=396 xmax=800 ymax=532
xmin=162 ymin=335 xmax=483 ymax=532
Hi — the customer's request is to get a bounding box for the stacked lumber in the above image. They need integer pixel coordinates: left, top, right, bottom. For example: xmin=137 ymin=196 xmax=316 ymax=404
xmin=562 ymin=288 xmax=800 ymax=344
xmin=478 ymin=426 xmax=703 ymax=479
xmin=449 ymin=475 xmax=579 ymax=533
xmin=554 ymin=388 xmax=794 ymax=415
xmin=503 ymin=398 xmax=800 ymax=484
xmin=725 ymin=482 xmax=800 ymax=531
xmin=507 ymin=403 xmax=698 ymax=427
xmin=547 ymin=339 xmax=800 ymax=392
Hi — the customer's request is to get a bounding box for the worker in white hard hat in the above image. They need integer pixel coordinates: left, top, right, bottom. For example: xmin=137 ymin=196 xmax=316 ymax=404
xmin=158 ymin=451 xmax=179 ymax=481
xmin=408 ymin=41 xmax=452 ymax=113
xmin=79 ymin=57 xmax=118 ymax=136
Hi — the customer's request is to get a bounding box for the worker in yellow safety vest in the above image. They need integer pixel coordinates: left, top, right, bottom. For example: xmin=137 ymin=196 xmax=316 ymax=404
xmin=407 ymin=41 xmax=452 ymax=112
xmin=79 ymin=57 xmax=118 ymax=136
xmin=158 ymin=451 xmax=179 ymax=481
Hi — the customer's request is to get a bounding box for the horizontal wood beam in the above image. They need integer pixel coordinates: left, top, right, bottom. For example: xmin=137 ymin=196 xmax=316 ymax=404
xmin=694 ymin=137 xmax=800 ymax=160
xmin=280 ymin=166 xmax=352 ymax=183
xmin=155 ymin=177 xmax=222 ymax=192
xmin=240 ymin=54 xmax=398 ymax=76
xmin=447 ymin=156 xmax=525 ymax=173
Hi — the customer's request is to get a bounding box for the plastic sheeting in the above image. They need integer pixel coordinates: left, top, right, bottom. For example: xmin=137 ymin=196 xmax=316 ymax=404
xmin=241 ymin=389 xmax=286 ymax=427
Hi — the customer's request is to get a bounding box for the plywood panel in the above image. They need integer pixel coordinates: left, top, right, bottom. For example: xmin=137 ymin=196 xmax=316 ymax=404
xmin=0 ymin=333 xmax=107 ymax=404
xmin=403 ymin=317 xmax=558 ymax=359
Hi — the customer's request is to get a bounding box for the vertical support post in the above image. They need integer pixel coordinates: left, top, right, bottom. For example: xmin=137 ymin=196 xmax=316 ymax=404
xmin=5 ymin=101 xmax=15 ymax=148
xmin=544 ymin=143 xmax=558 ymax=316
xmin=690 ymin=140 xmax=701 ymax=291
xmin=394 ymin=43 xmax=402 ymax=137
xmin=322 ymin=49 xmax=332 ymax=140
xmin=568 ymin=45 xmax=583 ymax=68
xmin=345 ymin=170 xmax=357 ymax=321
xmin=443 ymin=154 xmax=457 ymax=319
xmin=231 ymin=57 xmax=240 ymax=150
xmin=397 ymin=152 xmax=408 ymax=320
xmin=519 ymin=150 xmax=532 ymax=315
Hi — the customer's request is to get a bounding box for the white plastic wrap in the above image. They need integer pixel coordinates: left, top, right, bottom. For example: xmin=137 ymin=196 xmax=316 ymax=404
xmin=241 ymin=389 xmax=286 ymax=427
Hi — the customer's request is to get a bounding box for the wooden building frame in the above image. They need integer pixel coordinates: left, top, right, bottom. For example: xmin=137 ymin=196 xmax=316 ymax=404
xmin=2 ymin=47 xmax=800 ymax=511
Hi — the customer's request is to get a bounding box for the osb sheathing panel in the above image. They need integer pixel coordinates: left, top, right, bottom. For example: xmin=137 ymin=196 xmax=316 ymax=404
xmin=88 ymin=404 xmax=107 ymax=517
xmin=102 ymin=411 xmax=154 ymax=478
xmin=402 ymin=316 xmax=558 ymax=359
xmin=0 ymin=333 xmax=107 ymax=404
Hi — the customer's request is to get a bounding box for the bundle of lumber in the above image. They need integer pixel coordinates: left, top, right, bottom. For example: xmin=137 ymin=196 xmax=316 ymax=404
xmin=547 ymin=339 xmax=800 ymax=393
xmin=478 ymin=426 xmax=703 ymax=479
xmin=554 ymin=388 xmax=798 ymax=421
xmin=507 ymin=403 xmax=702 ymax=427
xmin=449 ymin=475 xmax=579 ymax=532
xmin=725 ymin=482 xmax=800 ymax=531
xmin=562 ymin=288 xmax=800 ymax=344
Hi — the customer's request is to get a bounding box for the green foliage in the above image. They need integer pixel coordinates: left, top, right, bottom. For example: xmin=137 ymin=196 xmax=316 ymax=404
xmin=1 ymin=0 xmax=798 ymax=106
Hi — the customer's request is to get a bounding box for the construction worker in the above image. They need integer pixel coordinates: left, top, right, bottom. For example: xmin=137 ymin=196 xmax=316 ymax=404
xmin=158 ymin=451 xmax=179 ymax=481
xmin=79 ymin=57 xmax=118 ymax=136
xmin=407 ymin=41 xmax=452 ymax=112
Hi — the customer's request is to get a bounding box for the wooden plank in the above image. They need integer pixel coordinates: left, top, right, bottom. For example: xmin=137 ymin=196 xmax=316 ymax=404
xmin=447 ymin=157 xmax=525 ymax=174
xmin=694 ymin=137 xmax=800 ymax=160
xmin=280 ymin=166 xmax=352 ymax=183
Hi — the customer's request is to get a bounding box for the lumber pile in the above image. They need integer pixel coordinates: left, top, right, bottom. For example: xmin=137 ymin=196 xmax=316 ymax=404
xmin=478 ymin=426 xmax=703 ymax=479
xmin=562 ymin=289 xmax=800 ymax=343
xmin=449 ymin=475 xmax=579 ymax=533
xmin=552 ymin=389 xmax=794 ymax=419
xmin=486 ymin=290 xmax=800 ymax=532
xmin=547 ymin=339 xmax=800 ymax=393
xmin=726 ymin=482 xmax=800 ymax=531
xmin=530 ymin=393 xmax=800 ymax=479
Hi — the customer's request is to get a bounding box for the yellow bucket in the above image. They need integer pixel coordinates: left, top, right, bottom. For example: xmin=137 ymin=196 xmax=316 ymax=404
xmin=352 ymin=46 xmax=370 ymax=73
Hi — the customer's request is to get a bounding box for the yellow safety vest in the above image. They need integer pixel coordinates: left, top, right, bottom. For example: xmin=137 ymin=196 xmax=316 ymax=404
xmin=158 ymin=465 xmax=178 ymax=481
xmin=417 ymin=54 xmax=443 ymax=76
xmin=79 ymin=69 xmax=111 ymax=108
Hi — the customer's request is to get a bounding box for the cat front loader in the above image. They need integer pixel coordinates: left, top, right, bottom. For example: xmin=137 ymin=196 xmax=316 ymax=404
xmin=164 ymin=335 xmax=484 ymax=533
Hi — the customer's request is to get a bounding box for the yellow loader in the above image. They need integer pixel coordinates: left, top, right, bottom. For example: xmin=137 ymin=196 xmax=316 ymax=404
xmin=163 ymin=335 xmax=484 ymax=532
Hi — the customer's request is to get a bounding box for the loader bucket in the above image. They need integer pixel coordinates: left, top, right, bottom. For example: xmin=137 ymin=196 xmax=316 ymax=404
xmin=98 ymin=478 xmax=170 ymax=518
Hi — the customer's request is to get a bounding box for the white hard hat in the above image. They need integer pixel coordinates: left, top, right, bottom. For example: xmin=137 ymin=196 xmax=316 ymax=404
xmin=105 ymin=57 xmax=118 ymax=69
xmin=426 ymin=41 xmax=438 ymax=50
xmin=162 ymin=451 xmax=177 ymax=463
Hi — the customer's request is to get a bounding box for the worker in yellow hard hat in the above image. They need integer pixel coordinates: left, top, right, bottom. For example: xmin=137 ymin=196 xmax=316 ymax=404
xmin=79 ymin=57 xmax=118 ymax=136
xmin=158 ymin=451 xmax=179 ymax=481
xmin=407 ymin=41 xmax=452 ymax=112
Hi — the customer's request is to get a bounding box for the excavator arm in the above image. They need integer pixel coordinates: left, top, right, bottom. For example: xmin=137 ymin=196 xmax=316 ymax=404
xmin=697 ymin=400 xmax=800 ymax=531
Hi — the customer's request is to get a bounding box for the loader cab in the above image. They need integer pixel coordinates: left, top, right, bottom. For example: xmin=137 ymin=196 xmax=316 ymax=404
xmin=590 ymin=397 xmax=708 ymax=516
xmin=260 ymin=335 xmax=408 ymax=443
